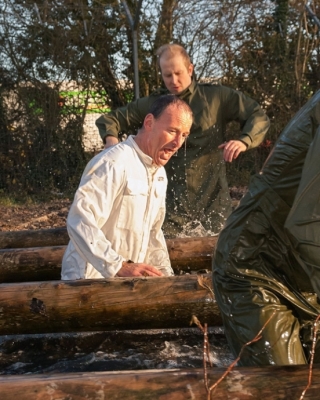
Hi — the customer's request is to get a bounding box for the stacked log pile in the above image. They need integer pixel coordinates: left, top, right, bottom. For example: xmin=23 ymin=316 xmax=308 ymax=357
xmin=0 ymin=228 xmax=218 ymax=282
xmin=0 ymin=228 xmax=316 ymax=399
xmin=0 ymin=228 xmax=220 ymax=335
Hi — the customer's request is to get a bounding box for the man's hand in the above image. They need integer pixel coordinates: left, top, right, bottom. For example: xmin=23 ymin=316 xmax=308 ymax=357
xmin=117 ymin=262 xmax=164 ymax=277
xmin=104 ymin=135 xmax=119 ymax=149
xmin=218 ymin=140 xmax=247 ymax=162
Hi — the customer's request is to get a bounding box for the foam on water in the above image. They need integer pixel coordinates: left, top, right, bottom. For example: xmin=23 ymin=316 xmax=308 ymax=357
xmin=0 ymin=327 xmax=233 ymax=375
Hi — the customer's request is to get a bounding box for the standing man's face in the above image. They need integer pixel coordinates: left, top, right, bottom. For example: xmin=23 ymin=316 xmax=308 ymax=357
xmin=159 ymin=54 xmax=193 ymax=95
xmin=143 ymin=104 xmax=192 ymax=167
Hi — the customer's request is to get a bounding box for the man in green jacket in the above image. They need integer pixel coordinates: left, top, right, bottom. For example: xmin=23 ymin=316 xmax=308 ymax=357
xmin=96 ymin=44 xmax=270 ymax=238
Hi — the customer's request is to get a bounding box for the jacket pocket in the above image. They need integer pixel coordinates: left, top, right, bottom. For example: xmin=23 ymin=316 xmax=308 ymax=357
xmin=154 ymin=179 xmax=166 ymax=198
xmin=117 ymin=178 xmax=148 ymax=232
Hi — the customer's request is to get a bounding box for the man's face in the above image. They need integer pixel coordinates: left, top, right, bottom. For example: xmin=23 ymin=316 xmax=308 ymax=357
xmin=159 ymin=54 xmax=193 ymax=95
xmin=144 ymin=104 xmax=192 ymax=167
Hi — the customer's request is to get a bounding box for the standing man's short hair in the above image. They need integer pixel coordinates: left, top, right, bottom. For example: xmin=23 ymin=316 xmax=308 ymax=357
xmin=156 ymin=44 xmax=192 ymax=69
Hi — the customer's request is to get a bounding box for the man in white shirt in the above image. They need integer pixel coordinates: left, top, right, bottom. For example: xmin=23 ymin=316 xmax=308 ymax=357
xmin=62 ymin=95 xmax=193 ymax=279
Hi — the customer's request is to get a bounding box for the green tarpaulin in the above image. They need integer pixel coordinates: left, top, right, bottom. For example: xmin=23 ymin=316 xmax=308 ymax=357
xmin=212 ymin=91 xmax=320 ymax=366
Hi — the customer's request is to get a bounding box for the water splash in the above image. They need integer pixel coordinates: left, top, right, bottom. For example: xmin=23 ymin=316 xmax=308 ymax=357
xmin=176 ymin=220 xmax=220 ymax=238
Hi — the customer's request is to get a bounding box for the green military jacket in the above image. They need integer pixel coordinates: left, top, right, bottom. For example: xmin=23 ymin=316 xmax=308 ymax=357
xmin=96 ymin=80 xmax=270 ymax=237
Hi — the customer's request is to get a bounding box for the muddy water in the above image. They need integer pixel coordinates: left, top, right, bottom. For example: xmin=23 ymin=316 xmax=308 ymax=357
xmin=0 ymin=327 xmax=233 ymax=375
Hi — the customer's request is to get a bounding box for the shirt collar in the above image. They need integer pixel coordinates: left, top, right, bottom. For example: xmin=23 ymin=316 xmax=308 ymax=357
xmin=126 ymin=135 xmax=159 ymax=173
xmin=177 ymin=78 xmax=196 ymax=99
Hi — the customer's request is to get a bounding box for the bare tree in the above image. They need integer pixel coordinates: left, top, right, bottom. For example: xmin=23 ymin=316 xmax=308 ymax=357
xmin=1 ymin=0 xmax=319 ymax=196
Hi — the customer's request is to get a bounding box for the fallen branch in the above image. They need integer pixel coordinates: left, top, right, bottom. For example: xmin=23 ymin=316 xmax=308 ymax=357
xmin=300 ymin=314 xmax=320 ymax=400
xmin=207 ymin=310 xmax=277 ymax=399
xmin=190 ymin=315 xmax=212 ymax=391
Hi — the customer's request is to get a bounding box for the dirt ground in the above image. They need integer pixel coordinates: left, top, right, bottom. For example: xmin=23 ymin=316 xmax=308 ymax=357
xmin=0 ymin=186 xmax=247 ymax=232
xmin=0 ymin=199 xmax=72 ymax=232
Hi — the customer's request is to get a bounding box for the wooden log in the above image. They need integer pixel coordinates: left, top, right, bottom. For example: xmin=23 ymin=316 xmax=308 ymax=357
xmin=0 ymin=227 xmax=69 ymax=249
xmin=0 ymin=226 xmax=218 ymax=250
xmin=0 ymin=236 xmax=218 ymax=282
xmin=0 ymin=365 xmax=319 ymax=399
xmin=0 ymin=274 xmax=219 ymax=335
xmin=0 ymin=246 xmax=65 ymax=282
xmin=167 ymin=236 xmax=217 ymax=272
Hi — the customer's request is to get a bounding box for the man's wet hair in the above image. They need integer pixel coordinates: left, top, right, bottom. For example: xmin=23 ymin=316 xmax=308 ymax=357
xmin=156 ymin=43 xmax=192 ymax=70
xmin=148 ymin=94 xmax=193 ymax=121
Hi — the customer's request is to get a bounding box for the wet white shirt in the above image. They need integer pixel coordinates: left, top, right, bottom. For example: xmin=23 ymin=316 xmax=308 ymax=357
xmin=61 ymin=135 xmax=173 ymax=279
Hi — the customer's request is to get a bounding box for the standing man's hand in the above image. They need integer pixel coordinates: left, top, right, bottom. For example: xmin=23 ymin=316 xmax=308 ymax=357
xmin=218 ymin=140 xmax=247 ymax=162
xmin=104 ymin=135 xmax=119 ymax=149
xmin=117 ymin=262 xmax=164 ymax=277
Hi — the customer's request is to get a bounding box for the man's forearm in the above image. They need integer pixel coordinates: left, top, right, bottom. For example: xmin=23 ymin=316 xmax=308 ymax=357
xmin=242 ymin=111 xmax=270 ymax=149
xmin=104 ymin=135 xmax=119 ymax=148
xmin=95 ymin=113 xmax=120 ymax=144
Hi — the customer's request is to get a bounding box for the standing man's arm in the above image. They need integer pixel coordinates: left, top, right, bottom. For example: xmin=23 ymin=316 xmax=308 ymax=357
xmin=218 ymin=140 xmax=248 ymax=163
xmin=218 ymin=86 xmax=270 ymax=162
xmin=95 ymin=96 xmax=159 ymax=148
